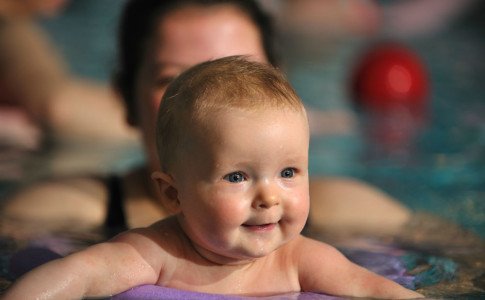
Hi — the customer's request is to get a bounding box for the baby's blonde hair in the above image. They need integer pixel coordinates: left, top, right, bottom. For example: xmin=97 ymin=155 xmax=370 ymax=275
xmin=156 ymin=56 xmax=305 ymax=171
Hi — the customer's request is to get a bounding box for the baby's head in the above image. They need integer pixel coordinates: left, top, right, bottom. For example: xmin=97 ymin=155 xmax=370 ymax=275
xmin=154 ymin=56 xmax=309 ymax=263
xmin=156 ymin=55 xmax=306 ymax=172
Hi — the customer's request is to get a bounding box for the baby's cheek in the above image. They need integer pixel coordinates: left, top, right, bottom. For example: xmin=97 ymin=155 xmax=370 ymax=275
xmin=203 ymin=192 xmax=241 ymax=221
xmin=286 ymin=191 xmax=310 ymax=221
xmin=207 ymin=186 xmax=248 ymax=223
xmin=219 ymin=202 xmax=245 ymax=224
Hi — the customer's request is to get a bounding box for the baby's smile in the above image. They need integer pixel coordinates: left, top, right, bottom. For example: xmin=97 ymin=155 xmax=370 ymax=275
xmin=242 ymin=220 xmax=280 ymax=232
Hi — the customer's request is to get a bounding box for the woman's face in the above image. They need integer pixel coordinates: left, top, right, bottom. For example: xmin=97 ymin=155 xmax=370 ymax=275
xmin=134 ymin=5 xmax=268 ymax=172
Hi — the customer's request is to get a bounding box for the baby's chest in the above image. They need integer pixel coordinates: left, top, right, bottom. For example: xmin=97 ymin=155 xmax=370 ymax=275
xmin=158 ymin=263 xmax=300 ymax=295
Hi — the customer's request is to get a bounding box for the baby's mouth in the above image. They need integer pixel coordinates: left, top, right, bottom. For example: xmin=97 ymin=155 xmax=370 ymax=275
xmin=242 ymin=222 xmax=278 ymax=232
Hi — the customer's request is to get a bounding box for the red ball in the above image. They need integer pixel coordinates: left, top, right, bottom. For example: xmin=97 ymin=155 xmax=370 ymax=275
xmin=351 ymin=42 xmax=429 ymax=113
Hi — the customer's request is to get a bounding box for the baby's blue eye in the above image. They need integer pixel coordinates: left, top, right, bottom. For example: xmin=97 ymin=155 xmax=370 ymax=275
xmin=224 ymin=172 xmax=245 ymax=183
xmin=281 ymin=168 xmax=295 ymax=178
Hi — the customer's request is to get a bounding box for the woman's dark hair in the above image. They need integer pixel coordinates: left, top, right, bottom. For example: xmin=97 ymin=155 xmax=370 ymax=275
xmin=113 ymin=0 xmax=278 ymax=125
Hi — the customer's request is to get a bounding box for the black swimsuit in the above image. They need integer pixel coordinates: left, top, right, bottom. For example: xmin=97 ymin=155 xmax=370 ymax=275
xmin=104 ymin=175 xmax=128 ymax=233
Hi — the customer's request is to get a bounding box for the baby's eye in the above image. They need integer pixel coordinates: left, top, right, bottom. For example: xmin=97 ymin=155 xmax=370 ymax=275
xmin=281 ymin=168 xmax=295 ymax=178
xmin=223 ymin=172 xmax=246 ymax=183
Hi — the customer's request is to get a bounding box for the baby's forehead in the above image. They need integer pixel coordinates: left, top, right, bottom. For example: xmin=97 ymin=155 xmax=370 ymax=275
xmin=187 ymin=103 xmax=304 ymax=125
xmin=172 ymin=105 xmax=309 ymax=167
xmin=185 ymin=105 xmax=308 ymax=134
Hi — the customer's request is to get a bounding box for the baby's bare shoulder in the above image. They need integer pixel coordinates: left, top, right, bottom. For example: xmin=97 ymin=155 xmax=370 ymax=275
xmin=289 ymin=236 xmax=352 ymax=275
xmin=291 ymin=235 xmax=341 ymax=256
xmin=108 ymin=217 xmax=182 ymax=274
xmin=113 ymin=217 xmax=180 ymax=249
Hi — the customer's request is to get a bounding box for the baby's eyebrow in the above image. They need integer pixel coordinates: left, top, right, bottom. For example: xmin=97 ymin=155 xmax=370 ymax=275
xmin=282 ymin=153 xmax=308 ymax=161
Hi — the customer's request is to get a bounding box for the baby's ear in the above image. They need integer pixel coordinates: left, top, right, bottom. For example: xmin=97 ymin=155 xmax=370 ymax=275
xmin=151 ymin=171 xmax=181 ymax=213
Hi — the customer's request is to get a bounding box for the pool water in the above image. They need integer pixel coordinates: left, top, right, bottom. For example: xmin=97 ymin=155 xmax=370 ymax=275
xmin=288 ymin=27 xmax=485 ymax=239
xmin=1 ymin=0 xmax=484 ymax=298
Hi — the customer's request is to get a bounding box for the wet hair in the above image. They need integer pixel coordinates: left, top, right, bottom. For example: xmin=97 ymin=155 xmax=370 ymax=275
xmin=114 ymin=0 xmax=278 ymax=125
xmin=156 ymin=56 xmax=305 ymax=172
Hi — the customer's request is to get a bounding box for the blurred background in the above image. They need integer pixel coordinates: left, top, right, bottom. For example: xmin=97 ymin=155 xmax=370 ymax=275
xmin=0 ymin=0 xmax=483 ymax=238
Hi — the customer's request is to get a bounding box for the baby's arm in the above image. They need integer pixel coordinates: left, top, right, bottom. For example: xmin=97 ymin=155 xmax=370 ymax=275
xmin=296 ymin=237 xmax=423 ymax=299
xmin=3 ymin=234 xmax=159 ymax=299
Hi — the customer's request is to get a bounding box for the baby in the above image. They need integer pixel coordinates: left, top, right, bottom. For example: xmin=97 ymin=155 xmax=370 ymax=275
xmin=3 ymin=56 xmax=422 ymax=299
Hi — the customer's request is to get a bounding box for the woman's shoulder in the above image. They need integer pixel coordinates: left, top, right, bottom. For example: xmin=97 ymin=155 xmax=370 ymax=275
xmin=308 ymin=176 xmax=411 ymax=237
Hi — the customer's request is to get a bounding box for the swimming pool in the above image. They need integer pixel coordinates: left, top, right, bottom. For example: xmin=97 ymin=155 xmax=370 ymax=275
xmin=1 ymin=1 xmax=484 ymax=298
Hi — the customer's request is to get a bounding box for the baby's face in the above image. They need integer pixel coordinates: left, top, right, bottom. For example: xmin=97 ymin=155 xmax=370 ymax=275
xmin=172 ymin=107 xmax=310 ymax=264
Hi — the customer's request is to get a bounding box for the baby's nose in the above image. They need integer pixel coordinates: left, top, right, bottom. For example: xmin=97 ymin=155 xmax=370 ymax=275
xmin=252 ymin=183 xmax=280 ymax=209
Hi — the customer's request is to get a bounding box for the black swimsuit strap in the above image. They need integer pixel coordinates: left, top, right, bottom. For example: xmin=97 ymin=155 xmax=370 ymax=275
xmin=104 ymin=175 xmax=128 ymax=234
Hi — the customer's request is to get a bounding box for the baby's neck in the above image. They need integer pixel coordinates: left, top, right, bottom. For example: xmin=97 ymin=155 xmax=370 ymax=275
xmin=190 ymin=240 xmax=258 ymax=267
xmin=174 ymin=217 xmax=260 ymax=267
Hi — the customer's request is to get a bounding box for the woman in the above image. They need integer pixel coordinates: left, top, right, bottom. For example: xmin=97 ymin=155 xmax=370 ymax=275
xmin=2 ymin=0 xmax=410 ymax=239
